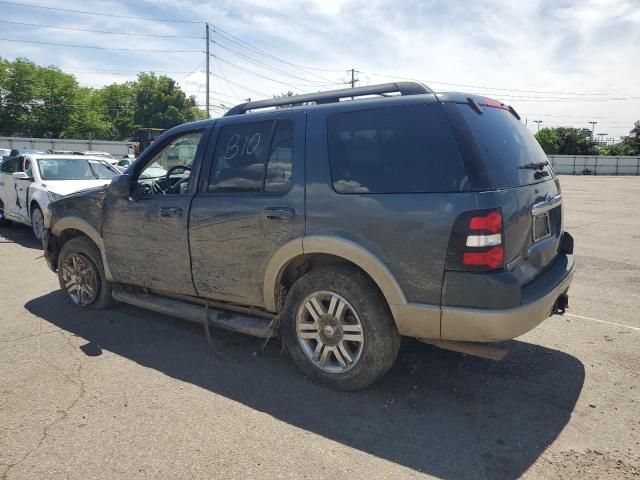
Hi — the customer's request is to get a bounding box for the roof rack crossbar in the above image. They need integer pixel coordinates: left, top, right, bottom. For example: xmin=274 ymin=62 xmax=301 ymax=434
xmin=224 ymin=82 xmax=432 ymax=116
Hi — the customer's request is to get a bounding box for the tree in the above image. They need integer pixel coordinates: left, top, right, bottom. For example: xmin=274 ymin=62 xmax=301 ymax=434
xmin=273 ymin=90 xmax=303 ymax=108
xmin=534 ymin=126 xmax=597 ymax=155
xmin=622 ymin=121 xmax=640 ymax=155
xmin=597 ymin=121 xmax=640 ymax=156
xmin=534 ymin=128 xmax=560 ymax=154
xmin=600 ymin=142 xmax=636 ymax=156
xmin=133 ymin=73 xmax=205 ymax=130
xmin=0 ymin=58 xmax=207 ymax=141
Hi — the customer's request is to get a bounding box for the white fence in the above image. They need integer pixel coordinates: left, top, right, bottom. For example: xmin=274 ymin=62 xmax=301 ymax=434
xmin=548 ymin=155 xmax=640 ymax=175
xmin=0 ymin=136 xmax=137 ymax=157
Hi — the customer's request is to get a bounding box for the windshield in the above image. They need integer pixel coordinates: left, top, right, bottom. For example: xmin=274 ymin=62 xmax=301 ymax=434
xmin=445 ymin=103 xmax=554 ymax=188
xmin=37 ymin=158 xmax=119 ymax=180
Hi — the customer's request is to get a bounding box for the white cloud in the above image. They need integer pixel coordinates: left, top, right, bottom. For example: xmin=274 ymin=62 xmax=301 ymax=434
xmin=1 ymin=0 xmax=638 ymax=137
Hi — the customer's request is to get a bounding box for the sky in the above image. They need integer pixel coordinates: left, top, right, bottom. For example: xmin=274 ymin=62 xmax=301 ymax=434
xmin=1 ymin=0 xmax=639 ymax=139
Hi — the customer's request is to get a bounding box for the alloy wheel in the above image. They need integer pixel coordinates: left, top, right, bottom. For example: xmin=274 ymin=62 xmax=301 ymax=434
xmin=61 ymin=253 xmax=99 ymax=306
xmin=31 ymin=208 xmax=44 ymax=240
xmin=295 ymin=291 xmax=365 ymax=373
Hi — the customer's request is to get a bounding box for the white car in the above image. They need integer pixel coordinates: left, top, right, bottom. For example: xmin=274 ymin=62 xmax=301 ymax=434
xmin=83 ymin=151 xmax=117 ymax=165
xmin=0 ymin=154 xmax=119 ymax=240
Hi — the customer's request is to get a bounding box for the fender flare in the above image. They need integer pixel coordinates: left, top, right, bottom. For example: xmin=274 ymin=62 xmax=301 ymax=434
xmin=262 ymin=235 xmax=407 ymax=312
xmin=50 ymin=217 xmax=113 ymax=280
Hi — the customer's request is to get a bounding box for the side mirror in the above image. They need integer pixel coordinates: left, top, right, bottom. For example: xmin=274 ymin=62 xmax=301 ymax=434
xmin=12 ymin=172 xmax=32 ymax=180
xmin=109 ymin=174 xmax=131 ymax=198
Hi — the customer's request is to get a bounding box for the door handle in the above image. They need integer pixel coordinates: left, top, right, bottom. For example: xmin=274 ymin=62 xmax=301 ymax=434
xmin=158 ymin=206 xmax=182 ymax=218
xmin=263 ymin=207 xmax=295 ymax=220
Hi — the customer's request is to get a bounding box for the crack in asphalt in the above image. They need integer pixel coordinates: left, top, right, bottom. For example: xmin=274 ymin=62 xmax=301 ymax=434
xmin=1 ymin=333 xmax=86 ymax=480
xmin=0 ymin=330 xmax=63 ymax=344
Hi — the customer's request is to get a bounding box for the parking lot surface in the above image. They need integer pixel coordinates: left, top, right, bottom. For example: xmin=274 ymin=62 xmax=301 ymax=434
xmin=1 ymin=176 xmax=639 ymax=479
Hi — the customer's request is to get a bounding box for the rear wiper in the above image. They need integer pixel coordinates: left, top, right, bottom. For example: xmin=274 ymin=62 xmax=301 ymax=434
xmin=519 ymin=161 xmax=549 ymax=170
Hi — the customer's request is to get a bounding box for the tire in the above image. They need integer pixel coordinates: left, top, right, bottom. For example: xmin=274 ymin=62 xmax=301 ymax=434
xmin=57 ymin=236 xmax=113 ymax=309
xmin=30 ymin=204 xmax=44 ymax=240
xmin=282 ymin=265 xmax=400 ymax=391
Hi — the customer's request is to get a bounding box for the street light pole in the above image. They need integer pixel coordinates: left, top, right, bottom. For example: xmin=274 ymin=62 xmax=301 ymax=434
xmin=534 ymin=120 xmax=543 ymax=133
xmin=588 ymin=121 xmax=597 ymax=138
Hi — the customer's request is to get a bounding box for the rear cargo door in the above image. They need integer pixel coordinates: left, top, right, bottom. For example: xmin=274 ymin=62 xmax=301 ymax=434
xmin=443 ymin=101 xmax=562 ymax=285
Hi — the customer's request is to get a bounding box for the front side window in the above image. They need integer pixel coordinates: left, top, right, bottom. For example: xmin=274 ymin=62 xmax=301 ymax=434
xmin=137 ymin=131 xmax=202 ymax=195
xmin=209 ymin=119 xmax=294 ymax=194
xmin=328 ymin=104 xmax=468 ymax=194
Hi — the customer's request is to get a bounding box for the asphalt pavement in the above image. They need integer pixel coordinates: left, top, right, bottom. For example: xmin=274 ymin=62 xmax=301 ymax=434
xmin=1 ymin=176 xmax=639 ymax=479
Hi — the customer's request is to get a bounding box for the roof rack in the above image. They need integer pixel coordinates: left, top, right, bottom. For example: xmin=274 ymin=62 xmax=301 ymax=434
xmin=224 ymin=82 xmax=432 ymax=116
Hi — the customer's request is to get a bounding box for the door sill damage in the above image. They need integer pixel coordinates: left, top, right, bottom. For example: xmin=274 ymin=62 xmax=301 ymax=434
xmin=112 ymin=287 xmax=276 ymax=339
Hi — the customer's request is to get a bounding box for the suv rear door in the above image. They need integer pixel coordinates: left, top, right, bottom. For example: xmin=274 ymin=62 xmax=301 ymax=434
xmin=189 ymin=110 xmax=305 ymax=308
xmin=443 ymin=98 xmax=561 ymax=285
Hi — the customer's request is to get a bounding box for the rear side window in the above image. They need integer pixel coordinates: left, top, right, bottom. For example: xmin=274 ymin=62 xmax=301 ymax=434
xmin=327 ymin=104 xmax=468 ymax=194
xmin=445 ymin=103 xmax=554 ymax=188
xmin=209 ymin=119 xmax=294 ymax=194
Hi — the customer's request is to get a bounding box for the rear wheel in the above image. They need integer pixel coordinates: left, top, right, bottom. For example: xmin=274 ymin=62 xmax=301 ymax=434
xmin=57 ymin=237 xmax=112 ymax=309
xmin=282 ymin=265 xmax=400 ymax=390
xmin=30 ymin=205 xmax=44 ymax=240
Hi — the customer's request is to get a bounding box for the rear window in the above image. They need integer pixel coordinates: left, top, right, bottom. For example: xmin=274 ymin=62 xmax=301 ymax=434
xmin=327 ymin=104 xmax=469 ymax=194
xmin=445 ymin=103 xmax=554 ymax=188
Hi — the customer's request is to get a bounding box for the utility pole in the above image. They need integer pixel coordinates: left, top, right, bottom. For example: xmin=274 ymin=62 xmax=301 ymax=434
xmin=350 ymin=68 xmax=358 ymax=88
xmin=205 ymin=22 xmax=210 ymax=119
xmin=597 ymin=133 xmax=608 ymax=146
xmin=534 ymin=120 xmax=543 ymax=132
xmin=588 ymin=121 xmax=597 ymax=138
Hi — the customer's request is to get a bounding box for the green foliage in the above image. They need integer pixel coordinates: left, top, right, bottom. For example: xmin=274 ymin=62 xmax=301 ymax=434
xmin=534 ymin=128 xmax=559 ymax=154
xmin=597 ymin=121 xmax=640 ymax=156
xmin=534 ymin=126 xmax=598 ymax=155
xmin=0 ymin=57 xmax=206 ymax=141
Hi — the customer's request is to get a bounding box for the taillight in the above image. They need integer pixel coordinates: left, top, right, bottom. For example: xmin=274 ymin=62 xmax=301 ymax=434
xmin=446 ymin=209 xmax=505 ymax=272
xmin=469 ymin=211 xmax=502 ymax=233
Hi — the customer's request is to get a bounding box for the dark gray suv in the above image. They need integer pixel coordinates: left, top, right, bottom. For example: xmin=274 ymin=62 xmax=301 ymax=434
xmin=42 ymin=82 xmax=574 ymax=390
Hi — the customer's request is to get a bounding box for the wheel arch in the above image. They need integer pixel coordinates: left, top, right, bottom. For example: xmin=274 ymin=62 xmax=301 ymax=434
xmin=29 ymin=198 xmax=41 ymax=217
xmin=50 ymin=217 xmax=113 ymax=280
xmin=263 ymin=235 xmax=407 ymax=313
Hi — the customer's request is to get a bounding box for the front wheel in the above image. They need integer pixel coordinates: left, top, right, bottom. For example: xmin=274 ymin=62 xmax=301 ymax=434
xmin=57 ymin=237 xmax=113 ymax=309
xmin=282 ymin=265 xmax=400 ymax=390
xmin=31 ymin=205 xmax=44 ymax=240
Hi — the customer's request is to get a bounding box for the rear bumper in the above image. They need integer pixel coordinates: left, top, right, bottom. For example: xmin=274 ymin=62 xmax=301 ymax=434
xmin=440 ymin=253 xmax=574 ymax=342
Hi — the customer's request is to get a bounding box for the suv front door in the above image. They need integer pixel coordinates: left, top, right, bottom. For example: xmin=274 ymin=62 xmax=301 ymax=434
xmin=189 ymin=111 xmax=305 ymax=308
xmin=101 ymin=128 xmax=209 ymax=295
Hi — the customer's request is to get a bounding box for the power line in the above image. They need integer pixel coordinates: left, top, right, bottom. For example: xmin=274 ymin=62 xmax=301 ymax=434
xmin=212 ymin=55 xmax=340 ymax=90
xmin=0 ymin=19 xmax=204 ymax=38
xmin=364 ymin=71 xmax=638 ymax=98
xmin=59 ymin=67 xmax=202 ymax=75
xmin=0 ymin=37 xmax=202 ymax=53
xmin=211 ymin=73 xmax=271 ymax=98
xmin=212 ymin=40 xmax=342 ymax=86
xmin=211 ymin=28 xmax=345 ymax=84
xmin=0 ymin=0 xmax=202 ymax=23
